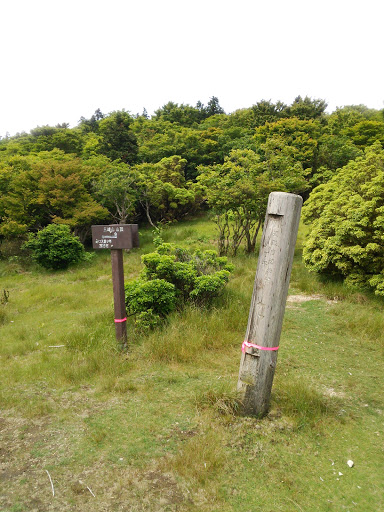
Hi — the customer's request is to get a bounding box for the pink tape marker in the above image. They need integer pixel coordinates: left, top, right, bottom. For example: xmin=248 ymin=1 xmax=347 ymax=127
xmin=114 ymin=317 xmax=127 ymax=323
xmin=242 ymin=341 xmax=279 ymax=353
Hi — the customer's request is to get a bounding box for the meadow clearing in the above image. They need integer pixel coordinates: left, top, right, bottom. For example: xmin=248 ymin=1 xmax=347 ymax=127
xmin=0 ymin=217 xmax=383 ymax=512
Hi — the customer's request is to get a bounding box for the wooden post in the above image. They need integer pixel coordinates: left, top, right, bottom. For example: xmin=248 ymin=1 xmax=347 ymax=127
xmin=237 ymin=192 xmax=302 ymax=416
xmin=92 ymin=224 xmax=139 ymax=347
xmin=111 ymin=249 xmax=127 ymax=345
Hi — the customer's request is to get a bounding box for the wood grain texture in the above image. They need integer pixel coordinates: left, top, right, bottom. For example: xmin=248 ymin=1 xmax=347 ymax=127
xmin=237 ymin=192 xmax=303 ymax=416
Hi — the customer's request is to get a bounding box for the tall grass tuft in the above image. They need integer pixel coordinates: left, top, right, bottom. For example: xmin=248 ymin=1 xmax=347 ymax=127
xmin=194 ymin=385 xmax=243 ymax=417
xmin=141 ymin=303 xmax=242 ymax=364
xmin=272 ymin=378 xmax=340 ymax=429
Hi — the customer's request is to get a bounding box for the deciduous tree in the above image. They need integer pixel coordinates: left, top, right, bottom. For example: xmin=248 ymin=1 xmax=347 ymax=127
xmin=93 ymin=163 xmax=138 ymax=224
xmin=134 ymin=156 xmax=198 ymax=226
xmin=197 ymin=149 xmax=307 ymax=255
xmin=0 ymin=152 xmax=108 ymax=240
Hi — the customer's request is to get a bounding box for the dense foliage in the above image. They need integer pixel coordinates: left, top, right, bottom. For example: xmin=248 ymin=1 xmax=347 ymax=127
xmin=125 ymin=236 xmax=234 ymax=329
xmin=23 ymin=224 xmax=86 ymax=270
xmin=1 ymin=96 xmax=383 ymax=269
xmin=302 ymin=142 xmax=384 ymax=295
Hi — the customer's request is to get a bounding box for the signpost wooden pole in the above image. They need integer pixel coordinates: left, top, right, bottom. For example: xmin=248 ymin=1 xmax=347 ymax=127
xmin=111 ymin=249 xmax=127 ymax=344
xmin=91 ymin=224 xmax=139 ymax=347
xmin=237 ymin=192 xmax=302 ymax=416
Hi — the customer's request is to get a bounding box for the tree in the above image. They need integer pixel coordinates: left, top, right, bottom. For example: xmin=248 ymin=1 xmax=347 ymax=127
xmin=81 ymin=133 xmax=102 ymax=159
xmin=326 ymin=105 xmax=382 ymax=136
xmin=316 ymin=134 xmax=362 ymax=171
xmin=254 ymin=117 xmax=321 ymax=183
xmin=204 ymin=96 xmax=225 ymax=117
xmin=55 ymin=122 xmax=70 ymax=129
xmin=286 ymin=96 xmax=328 ymax=121
xmin=197 ymin=149 xmax=307 ymax=255
xmin=0 ymin=124 xmax=86 ymax=157
xmin=302 ymin=142 xmax=384 ymax=295
xmin=0 ymin=151 xmax=108 ymax=240
xmin=30 ymin=126 xmax=57 ymax=138
xmin=93 ymin=163 xmax=138 ymax=223
xmin=134 ymin=156 xmax=199 ymax=226
xmin=32 ymin=128 xmax=84 ymax=155
xmin=153 ymin=97 xmax=224 ymax=126
xmin=98 ymin=110 xmax=138 ymax=163
xmin=78 ymin=108 xmax=105 ymax=133
xmin=345 ymin=120 xmax=384 ymax=148
xmin=249 ymin=100 xmax=288 ymax=127
xmin=0 ymin=158 xmax=40 ymax=237
xmin=309 ymin=134 xmax=362 ymax=187
xmin=153 ymin=101 xmax=203 ymax=126
xmin=133 ymin=119 xmax=225 ymax=180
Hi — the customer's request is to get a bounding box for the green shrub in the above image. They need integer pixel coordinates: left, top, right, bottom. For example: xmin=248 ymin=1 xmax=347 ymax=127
xmin=125 ymin=279 xmax=177 ymax=316
xmin=189 ymin=270 xmax=231 ymax=305
xmin=135 ymin=309 xmax=163 ymax=331
xmin=302 ymin=142 xmax=384 ymax=295
xmin=23 ymin=224 xmax=86 ymax=270
xmin=125 ymin=239 xmax=234 ymax=329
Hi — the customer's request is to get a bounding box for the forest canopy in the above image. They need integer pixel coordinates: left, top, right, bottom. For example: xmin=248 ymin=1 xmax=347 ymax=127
xmin=1 ymin=96 xmax=384 ymax=285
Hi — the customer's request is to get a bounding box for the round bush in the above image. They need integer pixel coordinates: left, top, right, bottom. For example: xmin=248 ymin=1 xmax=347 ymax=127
xmin=125 ymin=279 xmax=177 ymax=318
xmin=24 ymin=224 xmax=85 ymax=270
xmin=302 ymin=142 xmax=384 ymax=295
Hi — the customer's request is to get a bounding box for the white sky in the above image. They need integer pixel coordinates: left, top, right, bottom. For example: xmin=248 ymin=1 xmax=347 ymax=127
xmin=1 ymin=0 xmax=383 ymax=138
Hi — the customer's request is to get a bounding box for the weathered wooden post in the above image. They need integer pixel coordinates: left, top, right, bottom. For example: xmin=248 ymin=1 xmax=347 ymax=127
xmin=91 ymin=224 xmax=139 ymax=345
xmin=237 ymin=192 xmax=302 ymax=416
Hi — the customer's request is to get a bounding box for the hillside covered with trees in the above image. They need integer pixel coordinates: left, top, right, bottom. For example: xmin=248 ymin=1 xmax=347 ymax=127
xmin=1 ymin=96 xmax=384 ymax=293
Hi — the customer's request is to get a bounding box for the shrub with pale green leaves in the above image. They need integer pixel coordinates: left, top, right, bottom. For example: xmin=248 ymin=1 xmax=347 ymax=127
xmin=302 ymin=142 xmax=384 ymax=295
xmin=125 ymin=239 xmax=234 ymax=330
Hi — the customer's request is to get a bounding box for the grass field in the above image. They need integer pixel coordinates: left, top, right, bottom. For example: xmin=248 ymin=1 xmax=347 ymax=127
xmin=0 ymin=218 xmax=383 ymax=511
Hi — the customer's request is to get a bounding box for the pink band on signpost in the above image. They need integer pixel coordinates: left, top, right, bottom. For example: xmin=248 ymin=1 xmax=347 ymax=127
xmin=242 ymin=341 xmax=279 ymax=353
xmin=114 ymin=317 xmax=127 ymax=323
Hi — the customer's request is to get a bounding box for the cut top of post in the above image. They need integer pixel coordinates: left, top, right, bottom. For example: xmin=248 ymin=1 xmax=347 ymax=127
xmin=267 ymin=192 xmax=303 ymax=216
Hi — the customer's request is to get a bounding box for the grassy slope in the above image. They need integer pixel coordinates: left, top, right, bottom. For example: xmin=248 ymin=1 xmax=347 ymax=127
xmin=0 ymin=218 xmax=383 ymax=512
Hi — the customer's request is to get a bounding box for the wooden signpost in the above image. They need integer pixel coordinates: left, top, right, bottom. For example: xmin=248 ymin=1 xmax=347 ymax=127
xmin=237 ymin=192 xmax=302 ymax=416
xmin=91 ymin=224 xmax=139 ymax=345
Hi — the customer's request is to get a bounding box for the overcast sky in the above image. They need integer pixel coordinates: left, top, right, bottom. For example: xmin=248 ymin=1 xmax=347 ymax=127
xmin=1 ymin=0 xmax=383 ymax=138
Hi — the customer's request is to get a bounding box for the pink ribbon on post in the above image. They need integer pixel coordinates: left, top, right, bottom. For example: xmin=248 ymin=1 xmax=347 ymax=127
xmin=114 ymin=317 xmax=127 ymax=323
xmin=242 ymin=341 xmax=279 ymax=353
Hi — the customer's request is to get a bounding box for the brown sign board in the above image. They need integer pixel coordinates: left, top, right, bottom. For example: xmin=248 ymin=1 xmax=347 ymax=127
xmin=91 ymin=224 xmax=139 ymax=250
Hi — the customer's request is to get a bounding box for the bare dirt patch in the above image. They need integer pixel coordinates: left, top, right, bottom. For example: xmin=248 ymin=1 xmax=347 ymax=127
xmin=287 ymin=294 xmax=323 ymax=303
